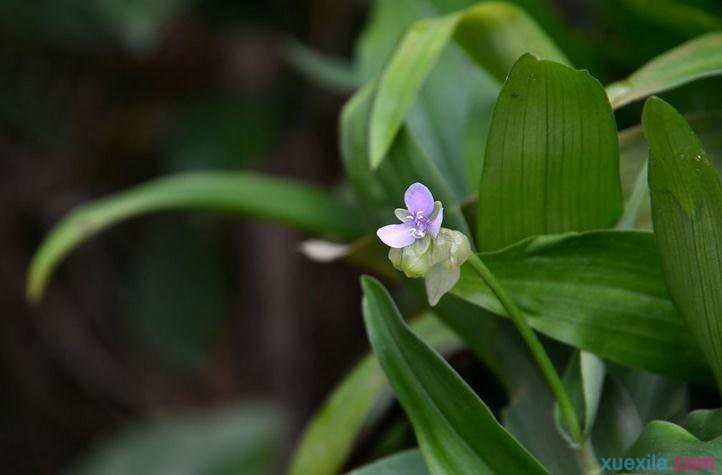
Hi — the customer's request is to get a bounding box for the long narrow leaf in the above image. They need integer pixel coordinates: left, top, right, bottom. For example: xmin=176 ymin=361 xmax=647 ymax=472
xmin=608 ymin=33 xmax=722 ymax=109
xmin=369 ymin=2 xmax=567 ymax=168
xmin=643 ymin=96 xmax=722 ymax=391
xmin=27 ymin=171 xmax=363 ymax=302
xmin=362 ymin=276 xmax=548 ymax=475
xmin=289 ymin=314 xmax=462 ymax=475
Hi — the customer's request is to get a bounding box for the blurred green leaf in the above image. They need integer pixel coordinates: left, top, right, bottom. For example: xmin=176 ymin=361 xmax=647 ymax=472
xmin=625 ymin=421 xmax=722 ymax=473
xmin=369 ymin=2 xmax=567 ymax=169
xmin=289 ymin=313 xmax=462 ymax=475
xmin=361 ymin=276 xmax=548 ymax=475
xmin=608 ymin=33 xmax=722 ymax=109
xmin=347 ymin=450 xmax=429 ymax=475
xmin=0 ymin=0 xmax=189 ymax=53
xmin=554 ymin=352 xmax=605 ymax=443
xmin=477 ymin=54 xmax=622 ymax=251
xmin=72 ymin=404 xmax=282 ymax=475
xmin=686 ymin=408 xmax=722 ymax=441
xmin=452 ymin=231 xmax=710 ymax=382
xmin=283 ymin=40 xmax=360 ymax=92
xmin=643 ymin=97 xmax=722 ymax=392
xmin=27 ymin=171 xmax=363 ymax=303
xmin=590 ymin=376 xmax=644 ymax=461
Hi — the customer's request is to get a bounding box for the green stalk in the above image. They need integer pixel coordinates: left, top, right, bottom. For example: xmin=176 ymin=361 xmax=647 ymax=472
xmin=467 ymin=253 xmax=583 ymax=445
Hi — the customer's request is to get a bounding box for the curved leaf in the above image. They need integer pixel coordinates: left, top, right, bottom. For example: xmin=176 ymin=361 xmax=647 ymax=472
xmin=686 ymin=409 xmax=722 ymax=442
xmin=626 ymin=421 xmax=722 ymax=473
xmin=27 ymin=171 xmax=363 ymax=303
xmin=369 ymin=1 xmax=567 ymax=168
xmin=289 ymin=314 xmax=462 ymax=475
xmin=283 ymin=39 xmax=359 ymax=92
xmin=644 ymin=97 xmax=722 ymax=392
xmin=361 ymin=276 xmax=548 ymax=475
xmin=347 ymin=450 xmax=429 ymax=475
xmin=451 ymin=231 xmax=710 ymax=382
xmin=477 ymin=54 xmax=622 ymax=251
xmin=608 ymin=33 xmax=722 ymax=109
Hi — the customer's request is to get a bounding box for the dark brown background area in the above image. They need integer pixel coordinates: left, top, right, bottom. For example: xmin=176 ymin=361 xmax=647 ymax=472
xmin=0 ymin=1 xmax=367 ymax=472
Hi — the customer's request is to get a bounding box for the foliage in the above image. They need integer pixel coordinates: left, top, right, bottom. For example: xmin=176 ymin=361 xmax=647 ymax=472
xmin=28 ymin=0 xmax=722 ymax=473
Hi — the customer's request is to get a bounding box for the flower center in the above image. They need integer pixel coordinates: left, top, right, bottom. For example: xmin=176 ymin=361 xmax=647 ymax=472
xmin=408 ymin=211 xmax=430 ymax=239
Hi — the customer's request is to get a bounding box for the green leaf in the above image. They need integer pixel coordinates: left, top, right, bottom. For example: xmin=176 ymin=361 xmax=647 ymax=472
xmin=554 ymin=351 xmax=605 ymax=443
xmin=369 ymin=2 xmax=567 ymax=169
xmin=347 ymin=450 xmax=429 ymax=475
xmin=643 ymin=97 xmax=722 ymax=392
xmin=686 ymin=408 xmax=722 ymax=442
xmin=72 ymin=404 xmax=282 ymax=475
xmin=289 ymin=313 xmax=462 ymax=475
xmin=591 ymin=376 xmax=644 ymax=460
xmin=608 ymin=33 xmax=722 ymax=109
xmin=451 ymin=231 xmax=710 ymax=382
xmin=339 ymin=83 xmax=470 ymax=235
xmin=27 ymin=171 xmax=363 ymax=303
xmin=283 ymin=39 xmax=359 ymax=92
xmin=477 ymin=54 xmax=622 ymax=251
xmin=617 ymin=110 xmax=722 ymax=230
xmin=625 ymin=421 xmax=722 ymax=474
xmin=361 ymin=276 xmax=548 ymax=475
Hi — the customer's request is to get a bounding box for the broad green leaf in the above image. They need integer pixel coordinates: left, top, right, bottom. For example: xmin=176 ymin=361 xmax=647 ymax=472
xmin=347 ymin=450 xmax=429 ymax=475
xmin=686 ymin=408 xmax=722 ymax=442
xmin=608 ymin=33 xmax=722 ymax=109
xmin=554 ymin=351 xmax=605 ymax=443
xmin=339 ymin=83 xmax=470 ymax=235
xmin=361 ymin=276 xmax=548 ymax=475
xmin=625 ymin=421 xmax=722 ymax=474
xmin=451 ymin=231 xmax=710 ymax=382
xmin=477 ymin=54 xmax=622 ymax=251
xmin=643 ymin=97 xmax=722 ymax=392
xmin=369 ymin=1 xmax=567 ymax=168
xmin=72 ymin=405 xmax=282 ymax=475
xmin=283 ymin=39 xmax=359 ymax=92
xmin=289 ymin=313 xmax=462 ymax=475
xmin=27 ymin=171 xmax=363 ymax=303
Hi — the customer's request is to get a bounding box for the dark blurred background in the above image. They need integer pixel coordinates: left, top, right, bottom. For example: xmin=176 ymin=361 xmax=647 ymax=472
xmin=4 ymin=0 xmax=722 ymax=473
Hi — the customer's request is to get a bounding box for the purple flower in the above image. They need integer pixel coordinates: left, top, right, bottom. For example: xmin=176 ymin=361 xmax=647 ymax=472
xmin=376 ymin=183 xmax=443 ymax=248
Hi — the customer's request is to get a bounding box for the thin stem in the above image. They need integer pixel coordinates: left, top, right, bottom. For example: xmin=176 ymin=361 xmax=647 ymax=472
xmin=467 ymin=253 xmax=583 ymax=445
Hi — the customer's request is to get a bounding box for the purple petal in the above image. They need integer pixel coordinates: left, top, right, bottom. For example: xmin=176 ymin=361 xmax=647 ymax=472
xmin=404 ymin=183 xmax=434 ymax=216
xmin=429 ymin=207 xmax=443 ymax=237
xmin=377 ymin=222 xmax=415 ymax=248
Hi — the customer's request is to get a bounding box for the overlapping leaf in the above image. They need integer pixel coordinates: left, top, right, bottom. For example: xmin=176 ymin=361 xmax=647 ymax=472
xmin=369 ymin=1 xmax=567 ymax=169
xmin=452 ymin=231 xmax=710 ymax=382
xmin=644 ymin=97 xmax=722 ymax=391
xmin=362 ymin=276 xmax=548 ymax=474
xmin=289 ymin=314 xmax=462 ymax=475
xmin=477 ymin=54 xmax=622 ymax=251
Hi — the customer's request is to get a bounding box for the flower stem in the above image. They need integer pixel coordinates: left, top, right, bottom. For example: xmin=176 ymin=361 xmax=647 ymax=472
xmin=467 ymin=253 xmax=583 ymax=445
